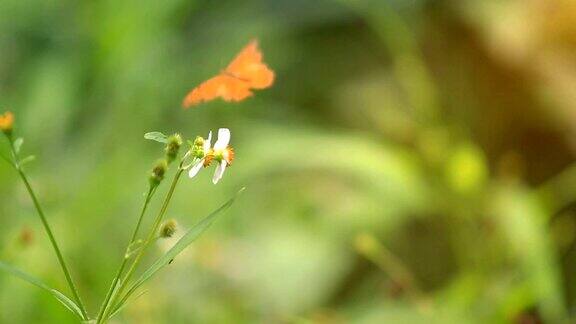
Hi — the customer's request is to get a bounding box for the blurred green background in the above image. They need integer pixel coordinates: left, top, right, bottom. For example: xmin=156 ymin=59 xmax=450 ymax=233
xmin=1 ymin=0 xmax=576 ymax=323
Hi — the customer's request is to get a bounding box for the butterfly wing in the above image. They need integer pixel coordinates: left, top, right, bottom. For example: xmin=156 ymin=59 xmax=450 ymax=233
xmin=182 ymin=75 xmax=253 ymax=108
xmin=225 ymin=40 xmax=275 ymax=89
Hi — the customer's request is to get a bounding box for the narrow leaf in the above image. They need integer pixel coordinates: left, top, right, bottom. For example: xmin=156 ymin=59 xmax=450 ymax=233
xmin=125 ymin=240 xmax=144 ymax=259
xmin=0 ymin=261 xmax=85 ymax=320
xmin=20 ymin=155 xmax=36 ymax=166
xmin=13 ymin=138 xmax=23 ymax=154
xmin=144 ymin=132 xmax=168 ymax=143
xmin=50 ymin=289 xmax=85 ymax=319
xmin=114 ymin=188 xmax=245 ymax=312
xmin=100 ymin=277 xmax=124 ymax=321
xmin=109 ymin=290 xmax=148 ymax=319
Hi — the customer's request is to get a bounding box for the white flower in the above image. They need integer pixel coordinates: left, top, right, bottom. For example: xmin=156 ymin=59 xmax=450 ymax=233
xmin=186 ymin=128 xmax=234 ymax=184
xmin=188 ymin=131 xmax=212 ymax=178
xmin=211 ymin=128 xmax=234 ymax=184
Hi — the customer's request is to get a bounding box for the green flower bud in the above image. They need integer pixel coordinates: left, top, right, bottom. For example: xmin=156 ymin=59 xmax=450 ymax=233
xmin=149 ymin=159 xmax=168 ymax=187
xmin=165 ymin=134 xmax=183 ymax=163
xmin=160 ymin=219 xmax=177 ymax=238
xmin=191 ymin=136 xmax=206 ymax=158
xmin=193 ymin=136 xmax=204 ymax=147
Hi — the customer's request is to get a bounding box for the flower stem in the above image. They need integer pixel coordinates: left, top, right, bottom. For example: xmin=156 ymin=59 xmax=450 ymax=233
xmin=95 ymin=186 xmax=156 ymax=322
xmin=99 ymin=168 xmax=184 ymax=323
xmin=8 ymin=139 xmax=88 ymax=320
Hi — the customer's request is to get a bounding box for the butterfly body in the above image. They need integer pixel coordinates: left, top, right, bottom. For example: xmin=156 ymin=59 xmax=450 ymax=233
xmin=221 ymin=70 xmax=249 ymax=82
xmin=183 ymin=40 xmax=274 ymax=108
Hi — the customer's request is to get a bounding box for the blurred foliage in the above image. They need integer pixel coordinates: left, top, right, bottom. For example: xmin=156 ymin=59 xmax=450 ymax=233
xmin=1 ymin=0 xmax=576 ymax=323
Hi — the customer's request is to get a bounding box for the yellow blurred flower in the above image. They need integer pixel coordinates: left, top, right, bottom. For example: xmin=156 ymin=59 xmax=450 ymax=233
xmin=0 ymin=111 xmax=14 ymax=134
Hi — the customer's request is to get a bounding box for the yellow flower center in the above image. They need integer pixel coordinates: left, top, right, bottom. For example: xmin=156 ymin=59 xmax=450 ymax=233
xmin=205 ymin=147 xmax=235 ymax=167
xmin=203 ymin=150 xmax=214 ymax=167
xmin=223 ymin=147 xmax=235 ymax=165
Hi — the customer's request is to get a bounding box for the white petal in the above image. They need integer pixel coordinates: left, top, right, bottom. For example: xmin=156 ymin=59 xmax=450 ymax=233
xmin=204 ymin=131 xmax=212 ymax=152
xmin=213 ymin=128 xmax=230 ymax=150
xmin=188 ymin=160 xmax=204 ymax=178
xmin=212 ymin=161 xmax=227 ymax=184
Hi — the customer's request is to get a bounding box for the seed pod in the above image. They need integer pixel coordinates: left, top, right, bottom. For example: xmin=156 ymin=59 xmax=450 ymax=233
xmin=160 ymin=219 xmax=177 ymax=238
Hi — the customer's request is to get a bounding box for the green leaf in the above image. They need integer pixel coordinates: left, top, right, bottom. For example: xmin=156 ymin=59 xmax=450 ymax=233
xmin=13 ymin=138 xmax=23 ymax=154
xmin=20 ymin=155 xmax=36 ymax=166
xmin=125 ymin=239 xmax=144 ymax=259
xmin=109 ymin=290 xmax=148 ymax=319
xmin=492 ymin=185 xmax=567 ymax=322
xmin=50 ymin=289 xmax=85 ymax=320
xmin=144 ymin=132 xmax=168 ymax=143
xmin=112 ymin=188 xmax=245 ymax=314
xmin=0 ymin=261 xmax=85 ymax=320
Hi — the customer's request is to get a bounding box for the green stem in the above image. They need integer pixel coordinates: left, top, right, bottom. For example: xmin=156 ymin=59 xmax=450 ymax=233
xmin=356 ymin=233 xmax=425 ymax=303
xmin=8 ymin=139 xmax=88 ymax=320
xmin=99 ymin=168 xmax=184 ymax=323
xmin=95 ymin=186 xmax=156 ymax=322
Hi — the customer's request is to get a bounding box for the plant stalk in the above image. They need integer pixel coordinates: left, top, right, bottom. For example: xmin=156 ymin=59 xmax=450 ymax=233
xmin=99 ymin=168 xmax=184 ymax=323
xmin=95 ymin=186 xmax=156 ymax=322
xmin=8 ymin=139 xmax=88 ymax=320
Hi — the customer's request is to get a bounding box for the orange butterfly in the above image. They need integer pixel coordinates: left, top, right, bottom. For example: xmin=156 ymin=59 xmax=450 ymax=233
xmin=182 ymin=40 xmax=275 ymax=108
